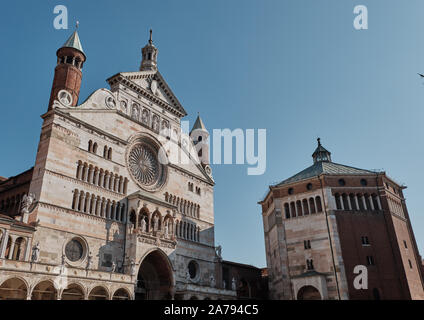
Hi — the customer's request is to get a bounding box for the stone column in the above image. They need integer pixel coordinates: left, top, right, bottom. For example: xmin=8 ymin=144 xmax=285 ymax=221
xmin=110 ymin=175 xmax=115 ymax=191
xmin=8 ymin=236 xmax=16 ymax=260
xmin=93 ymin=169 xmax=99 ymax=185
xmin=340 ymin=197 xmax=345 ymax=210
xmin=93 ymin=197 xmax=98 ymax=216
xmin=24 ymin=237 xmax=31 ymax=261
xmin=74 ymin=191 xmax=80 ymax=211
xmin=107 ymin=201 xmax=112 ymax=220
xmin=301 ymin=201 xmax=306 ymax=216
xmin=99 ymin=172 xmax=105 ymax=187
xmin=77 ymin=163 xmax=83 ymax=180
xmin=84 ymin=165 xmax=89 ymax=182
xmin=102 ymin=200 xmax=107 ymax=218
xmin=347 ymin=196 xmax=352 ymax=210
xmin=362 ymin=196 xmax=367 ymax=210
xmin=81 ymin=193 xmax=86 ymax=212
xmin=369 ymin=196 xmax=375 ymax=210
xmin=118 ymin=177 xmax=123 ymax=193
xmin=0 ymin=229 xmax=9 ymax=259
xmin=105 ymin=174 xmax=111 ymax=190
xmin=89 ymin=167 xmax=95 ymax=184
xmin=376 ymin=197 xmax=382 ymax=210
xmin=355 ymin=196 xmax=360 ymax=211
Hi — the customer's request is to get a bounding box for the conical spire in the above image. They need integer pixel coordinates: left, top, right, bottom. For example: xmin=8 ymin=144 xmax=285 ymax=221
xmin=62 ymin=28 xmax=84 ymax=54
xmin=312 ymin=138 xmax=332 ymax=163
xmin=191 ymin=113 xmax=207 ymax=133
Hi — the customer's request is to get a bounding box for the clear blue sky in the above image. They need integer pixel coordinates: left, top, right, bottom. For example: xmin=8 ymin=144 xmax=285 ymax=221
xmin=1 ymin=0 xmax=424 ymax=268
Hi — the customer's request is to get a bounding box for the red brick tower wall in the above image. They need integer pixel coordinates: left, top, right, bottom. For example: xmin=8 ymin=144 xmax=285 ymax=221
xmin=48 ymin=47 xmax=86 ymax=110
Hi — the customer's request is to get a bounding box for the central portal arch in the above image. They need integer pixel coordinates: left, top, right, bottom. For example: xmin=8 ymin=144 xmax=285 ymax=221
xmin=297 ymin=285 xmax=322 ymax=300
xmin=135 ymin=249 xmax=174 ymax=300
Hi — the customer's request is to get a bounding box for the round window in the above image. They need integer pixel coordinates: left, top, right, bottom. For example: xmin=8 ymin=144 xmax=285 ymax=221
xmin=306 ymin=183 xmax=313 ymax=190
xmin=288 ymin=188 xmax=294 ymax=195
xmin=127 ymin=136 xmax=168 ymax=192
xmin=65 ymin=239 xmax=84 ymax=262
xmin=360 ymin=179 xmax=367 ymax=186
xmin=338 ymin=179 xmax=346 ymax=186
xmin=188 ymin=261 xmax=198 ymax=279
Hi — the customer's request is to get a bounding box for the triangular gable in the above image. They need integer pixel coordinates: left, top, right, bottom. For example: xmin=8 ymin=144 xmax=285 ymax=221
xmin=107 ymin=70 xmax=187 ymax=117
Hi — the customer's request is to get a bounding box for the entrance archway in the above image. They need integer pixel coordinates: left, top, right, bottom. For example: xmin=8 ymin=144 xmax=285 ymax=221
xmin=31 ymin=281 xmax=57 ymax=300
xmin=0 ymin=278 xmax=28 ymax=300
xmin=297 ymin=285 xmax=321 ymax=300
xmin=136 ymin=250 xmax=173 ymax=300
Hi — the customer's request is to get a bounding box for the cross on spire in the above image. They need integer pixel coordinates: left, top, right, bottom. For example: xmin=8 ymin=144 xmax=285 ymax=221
xmin=149 ymin=29 xmax=153 ymax=44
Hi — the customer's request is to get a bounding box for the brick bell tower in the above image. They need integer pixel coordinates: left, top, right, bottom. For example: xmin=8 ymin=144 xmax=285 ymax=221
xmin=48 ymin=26 xmax=86 ymax=110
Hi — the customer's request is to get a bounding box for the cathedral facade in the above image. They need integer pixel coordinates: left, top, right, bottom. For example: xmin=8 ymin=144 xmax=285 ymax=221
xmin=260 ymin=139 xmax=424 ymax=300
xmin=0 ymin=30 xmax=237 ymax=300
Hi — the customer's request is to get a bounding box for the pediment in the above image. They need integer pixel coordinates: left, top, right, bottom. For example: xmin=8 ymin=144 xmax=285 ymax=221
xmin=107 ymin=70 xmax=187 ymax=117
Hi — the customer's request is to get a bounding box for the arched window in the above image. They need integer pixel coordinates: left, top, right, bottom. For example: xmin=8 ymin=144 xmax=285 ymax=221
xmin=296 ymin=200 xmax=303 ymax=217
xmin=342 ymin=194 xmax=349 ymax=210
xmin=290 ymin=202 xmax=296 ymax=218
xmin=309 ymin=198 xmax=316 ymax=214
xmin=108 ymin=148 xmax=112 ymax=160
xmin=284 ymin=203 xmax=290 ymax=219
xmin=315 ymin=196 xmax=322 ymax=212
xmin=349 ymin=194 xmax=357 ymax=210
xmin=302 ymin=199 xmax=309 ymax=215
xmin=93 ymin=143 xmax=98 ymax=153
xmin=103 ymin=146 xmax=108 ymax=158
xmin=88 ymin=140 xmax=93 ymax=152
xmin=335 ymin=193 xmax=341 ymax=210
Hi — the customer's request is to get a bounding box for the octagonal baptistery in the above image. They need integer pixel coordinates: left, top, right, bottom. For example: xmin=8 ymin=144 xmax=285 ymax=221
xmin=0 ymin=30 xmax=236 ymax=300
xmin=259 ymin=139 xmax=424 ymax=300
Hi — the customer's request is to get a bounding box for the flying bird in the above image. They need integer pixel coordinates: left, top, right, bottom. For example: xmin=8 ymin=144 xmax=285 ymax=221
xmin=418 ymin=73 xmax=424 ymax=78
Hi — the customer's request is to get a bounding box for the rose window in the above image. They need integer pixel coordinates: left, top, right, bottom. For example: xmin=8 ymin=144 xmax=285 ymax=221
xmin=127 ymin=139 xmax=167 ymax=191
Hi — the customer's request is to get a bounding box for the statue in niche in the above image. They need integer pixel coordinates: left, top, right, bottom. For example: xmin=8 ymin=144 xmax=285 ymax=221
xmin=153 ymin=215 xmax=159 ymax=231
xmin=152 ymin=115 xmax=159 ymax=132
xmin=210 ymin=275 xmax=216 ymax=288
xmin=231 ymin=278 xmax=237 ymax=291
xmin=31 ymin=242 xmax=40 ymax=262
xmin=140 ymin=217 xmax=147 ymax=233
xmin=142 ymin=109 xmax=149 ymax=124
xmin=164 ymin=221 xmax=169 ymax=237
xmin=131 ymin=105 xmax=139 ymax=120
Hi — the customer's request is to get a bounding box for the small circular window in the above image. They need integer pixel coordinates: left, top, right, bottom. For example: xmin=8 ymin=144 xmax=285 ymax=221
xmin=65 ymin=239 xmax=84 ymax=262
xmin=360 ymin=179 xmax=367 ymax=186
xmin=338 ymin=179 xmax=346 ymax=186
xmin=288 ymin=188 xmax=294 ymax=195
xmin=306 ymin=183 xmax=313 ymax=190
xmin=188 ymin=261 xmax=198 ymax=279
